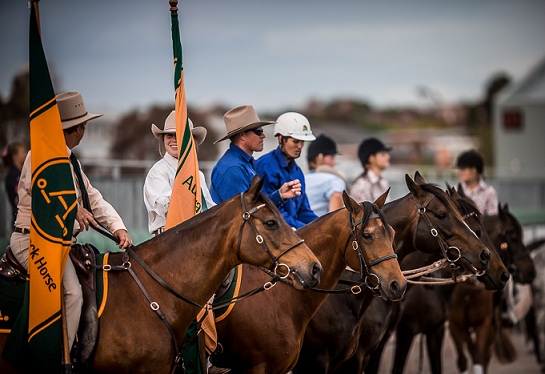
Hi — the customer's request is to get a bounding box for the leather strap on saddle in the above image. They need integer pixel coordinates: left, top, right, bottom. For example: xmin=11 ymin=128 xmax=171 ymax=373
xmin=69 ymin=243 xmax=99 ymax=364
xmin=0 ymin=246 xmax=27 ymax=282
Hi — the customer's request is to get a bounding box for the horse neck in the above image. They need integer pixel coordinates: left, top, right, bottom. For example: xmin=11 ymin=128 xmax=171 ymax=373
xmin=298 ymin=210 xmax=352 ymax=290
xmin=135 ymin=206 xmax=240 ymax=307
xmin=383 ymin=193 xmax=419 ymax=260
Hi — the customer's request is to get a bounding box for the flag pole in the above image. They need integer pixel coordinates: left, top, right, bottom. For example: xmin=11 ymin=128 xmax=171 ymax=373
xmin=61 ymin=289 xmax=73 ymax=373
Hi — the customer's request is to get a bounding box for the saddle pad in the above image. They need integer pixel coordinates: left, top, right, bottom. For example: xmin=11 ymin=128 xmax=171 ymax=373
xmin=0 ymin=252 xmax=111 ymax=334
xmin=213 ymin=265 xmax=242 ymax=322
xmin=0 ymin=277 xmax=26 ymax=333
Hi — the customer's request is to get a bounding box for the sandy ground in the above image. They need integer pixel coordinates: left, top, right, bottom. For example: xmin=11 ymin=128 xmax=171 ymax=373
xmin=377 ymin=326 xmax=542 ymax=374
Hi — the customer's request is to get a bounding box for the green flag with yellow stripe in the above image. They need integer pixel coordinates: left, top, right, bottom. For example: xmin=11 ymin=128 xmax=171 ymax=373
xmin=26 ymin=1 xmax=77 ymax=370
xmin=164 ymin=1 xmax=204 ymax=229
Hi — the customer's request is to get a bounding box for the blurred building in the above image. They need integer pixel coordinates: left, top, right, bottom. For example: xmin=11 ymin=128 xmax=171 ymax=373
xmin=494 ymin=57 xmax=545 ymax=178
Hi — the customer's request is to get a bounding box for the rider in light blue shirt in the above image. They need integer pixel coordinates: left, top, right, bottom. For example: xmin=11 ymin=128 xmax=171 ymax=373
xmin=211 ymin=105 xmax=303 ymax=204
xmin=255 ymin=112 xmax=318 ymax=229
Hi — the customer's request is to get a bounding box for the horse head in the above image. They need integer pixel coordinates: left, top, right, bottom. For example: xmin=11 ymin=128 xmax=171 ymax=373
xmin=484 ymin=203 xmax=536 ymax=284
xmin=402 ymin=172 xmax=490 ymax=275
xmin=447 ymin=184 xmax=510 ymax=290
xmin=238 ymin=175 xmax=323 ymax=289
xmin=342 ymin=189 xmax=406 ymax=301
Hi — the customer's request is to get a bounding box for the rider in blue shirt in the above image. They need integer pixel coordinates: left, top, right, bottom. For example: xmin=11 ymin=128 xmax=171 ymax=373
xmin=211 ymin=105 xmax=302 ymax=204
xmin=255 ymin=112 xmax=318 ymax=229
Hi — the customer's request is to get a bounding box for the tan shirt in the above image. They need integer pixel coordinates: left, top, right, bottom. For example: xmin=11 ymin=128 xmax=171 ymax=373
xmin=14 ymin=148 xmax=126 ymax=234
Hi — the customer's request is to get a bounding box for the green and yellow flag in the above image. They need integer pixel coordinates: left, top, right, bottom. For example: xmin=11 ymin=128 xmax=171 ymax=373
xmin=27 ymin=1 xmax=77 ymax=368
xmin=165 ymin=2 xmax=204 ymax=229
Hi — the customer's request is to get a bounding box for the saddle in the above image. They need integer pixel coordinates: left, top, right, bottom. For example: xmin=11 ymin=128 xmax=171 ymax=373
xmin=0 ymin=246 xmax=27 ymax=282
xmin=0 ymin=244 xmax=100 ymax=365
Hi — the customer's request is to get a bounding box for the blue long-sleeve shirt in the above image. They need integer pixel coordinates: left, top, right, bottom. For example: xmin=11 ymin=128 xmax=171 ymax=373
xmin=210 ymin=143 xmax=283 ymax=205
xmin=255 ymin=147 xmax=318 ymax=228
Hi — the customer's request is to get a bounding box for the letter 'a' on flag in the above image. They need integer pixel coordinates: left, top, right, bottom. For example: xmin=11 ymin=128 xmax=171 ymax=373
xmin=26 ymin=1 xmax=77 ymax=369
xmin=165 ymin=1 xmax=204 ymax=229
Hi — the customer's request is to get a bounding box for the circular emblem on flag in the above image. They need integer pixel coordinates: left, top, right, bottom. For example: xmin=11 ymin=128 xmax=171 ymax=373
xmin=31 ymin=159 xmax=77 ymax=241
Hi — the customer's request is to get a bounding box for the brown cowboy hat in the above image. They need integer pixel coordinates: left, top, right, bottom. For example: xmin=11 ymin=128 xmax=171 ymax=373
xmin=151 ymin=110 xmax=207 ymax=146
xmin=57 ymin=91 xmax=103 ymax=130
xmin=213 ymin=105 xmax=275 ymax=144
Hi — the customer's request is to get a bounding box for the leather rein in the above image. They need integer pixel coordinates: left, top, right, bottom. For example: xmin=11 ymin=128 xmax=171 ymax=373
xmin=403 ymin=192 xmax=485 ymax=285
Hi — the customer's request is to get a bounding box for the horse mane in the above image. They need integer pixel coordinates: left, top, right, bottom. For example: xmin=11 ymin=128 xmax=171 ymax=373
xmin=419 ymin=183 xmax=464 ymax=221
xmin=500 ymin=204 xmax=523 ymax=237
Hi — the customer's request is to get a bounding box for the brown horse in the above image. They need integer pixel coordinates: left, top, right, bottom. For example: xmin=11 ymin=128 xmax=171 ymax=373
xmin=209 ymin=190 xmax=406 ymax=373
xmin=294 ymin=173 xmax=493 ymax=373
xmin=448 ymin=202 xmax=536 ymax=374
xmin=0 ymin=176 xmax=322 ymax=373
xmin=384 ymin=185 xmax=511 ymax=374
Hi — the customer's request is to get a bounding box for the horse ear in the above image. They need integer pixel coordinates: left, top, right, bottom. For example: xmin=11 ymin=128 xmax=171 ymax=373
xmin=247 ymin=174 xmax=264 ymax=202
xmin=405 ymin=174 xmax=424 ymax=198
xmin=374 ymin=188 xmax=389 ymax=208
xmin=456 ymin=182 xmax=467 ymax=198
xmin=414 ymin=171 xmax=426 ymax=185
xmin=343 ymin=190 xmax=362 ymax=214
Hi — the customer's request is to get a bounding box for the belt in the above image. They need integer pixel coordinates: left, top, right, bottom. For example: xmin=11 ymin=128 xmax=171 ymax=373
xmin=152 ymin=227 xmax=165 ymax=236
xmin=14 ymin=227 xmax=30 ymax=235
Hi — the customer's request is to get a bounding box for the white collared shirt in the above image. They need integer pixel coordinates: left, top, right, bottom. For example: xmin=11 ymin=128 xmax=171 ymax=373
xmin=143 ymin=153 xmax=216 ymax=234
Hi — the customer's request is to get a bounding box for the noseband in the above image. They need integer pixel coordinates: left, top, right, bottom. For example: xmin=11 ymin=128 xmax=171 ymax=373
xmin=346 ymin=201 xmax=397 ymax=292
xmin=237 ymin=191 xmax=305 ymax=279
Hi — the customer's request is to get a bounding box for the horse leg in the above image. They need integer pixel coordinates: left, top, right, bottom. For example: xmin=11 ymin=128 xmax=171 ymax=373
xmin=364 ymin=334 xmax=390 ymax=374
xmin=526 ymin=304 xmax=543 ymax=363
xmin=391 ymin=327 xmax=416 ymax=374
xmin=471 ymin=316 xmax=494 ymax=374
xmin=449 ymin=322 xmax=469 ymax=373
xmin=426 ymin=323 xmax=445 ymax=374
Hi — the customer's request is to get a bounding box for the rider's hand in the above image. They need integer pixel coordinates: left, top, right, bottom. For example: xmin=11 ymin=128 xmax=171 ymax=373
xmin=75 ymin=206 xmax=98 ymax=233
xmin=115 ymin=229 xmax=133 ymax=249
xmin=279 ymin=179 xmax=302 ymax=200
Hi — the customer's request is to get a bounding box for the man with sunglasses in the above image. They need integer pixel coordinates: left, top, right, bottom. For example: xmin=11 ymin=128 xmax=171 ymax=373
xmin=255 ymin=112 xmax=318 ymax=229
xmin=211 ymin=105 xmax=302 ymax=204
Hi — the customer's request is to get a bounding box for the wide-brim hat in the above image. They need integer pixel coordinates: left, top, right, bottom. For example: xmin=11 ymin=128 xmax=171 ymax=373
xmin=57 ymin=91 xmax=103 ymax=130
xmin=151 ymin=110 xmax=207 ymax=146
xmin=214 ymin=105 xmax=275 ymax=144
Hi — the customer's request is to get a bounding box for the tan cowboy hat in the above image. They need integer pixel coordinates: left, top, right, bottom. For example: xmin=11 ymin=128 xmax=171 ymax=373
xmin=214 ymin=105 xmax=275 ymax=144
xmin=56 ymin=91 xmax=103 ymax=130
xmin=151 ymin=110 xmax=207 ymax=146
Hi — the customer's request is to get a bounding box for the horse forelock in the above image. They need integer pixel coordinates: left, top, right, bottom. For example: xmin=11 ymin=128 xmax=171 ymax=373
xmin=365 ymin=202 xmax=392 ymax=239
xmin=456 ymin=196 xmax=480 ymax=217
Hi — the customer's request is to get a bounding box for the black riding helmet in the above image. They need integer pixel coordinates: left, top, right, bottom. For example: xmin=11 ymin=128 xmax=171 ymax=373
xmin=358 ymin=137 xmax=391 ymax=167
xmin=455 ymin=149 xmax=484 ymax=174
xmin=307 ymin=134 xmax=339 ymax=163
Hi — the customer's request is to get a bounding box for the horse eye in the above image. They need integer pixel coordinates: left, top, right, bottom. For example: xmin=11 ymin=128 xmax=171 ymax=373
xmin=362 ymin=232 xmax=372 ymax=240
xmin=436 ymin=212 xmax=447 ymax=219
xmin=265 ymin=219 xmax=278 ymax=229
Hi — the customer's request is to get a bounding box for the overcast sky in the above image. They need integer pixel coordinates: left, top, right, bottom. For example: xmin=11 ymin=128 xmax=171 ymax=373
xmin=1 ymin=0 xmax=544 ymax=118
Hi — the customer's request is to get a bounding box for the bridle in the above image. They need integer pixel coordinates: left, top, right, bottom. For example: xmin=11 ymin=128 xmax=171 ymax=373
xmin=411 ymin=193 xmax=463 ymax=267
xmin=237 ymin=191 xmax=305 ymax=279
xmin=93 ymin=189 xmax=307 ymax=373
xmin=299 ymin=201 xmax=397 ymax=295
xmin=343 ymin=201 xmax=397 ymax=292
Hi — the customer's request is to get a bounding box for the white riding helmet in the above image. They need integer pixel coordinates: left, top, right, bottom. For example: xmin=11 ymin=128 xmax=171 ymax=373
xmin=273 ymin=112 xmax=316 ymax=141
